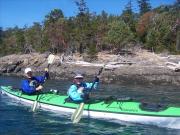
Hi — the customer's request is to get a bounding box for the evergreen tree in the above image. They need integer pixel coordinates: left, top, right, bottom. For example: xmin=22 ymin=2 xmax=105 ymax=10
xmin=15 ymin=28 xmax=25 ymax=52
xmin=0 ymin=27 xmax=4 ymax=56
xmin=95 ymin=10 xmax=109 ymax=51
xmin=75 ymin=0 xmax=89 ymax=16
xmin=138 ymin=0 xmax=151 ymax=15
xmin=122 ymin=0 xmax=133 ymax=19
xmin=44 ymin=9 xmax=67 ymax=53
xmin=24 ymin=22 xmax=42 ymax=53
xmin=45 ymin=9 xmax=64 ymax=24
xmin=121 ymin=0 xmax=136 ymax=33
xmin=74 ymin=0 xmax=91 ymax=54
xmin=0 ymin=27 xmax=2 ymax=46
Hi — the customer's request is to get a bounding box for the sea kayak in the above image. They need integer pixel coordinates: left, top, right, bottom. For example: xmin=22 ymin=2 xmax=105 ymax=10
xmin=1 ymin=86 xmax=180 ymax=129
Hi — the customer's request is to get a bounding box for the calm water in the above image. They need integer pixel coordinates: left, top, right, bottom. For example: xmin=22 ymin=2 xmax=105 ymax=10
xmin=0 ymin=75 xmax=180 ymax=135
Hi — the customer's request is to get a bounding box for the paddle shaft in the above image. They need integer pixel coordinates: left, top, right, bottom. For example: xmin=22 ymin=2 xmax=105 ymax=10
xmin=89 ymin=64 xmax=106 ymax=95
xmin=32 ymin=54 xmax=55 ymax=112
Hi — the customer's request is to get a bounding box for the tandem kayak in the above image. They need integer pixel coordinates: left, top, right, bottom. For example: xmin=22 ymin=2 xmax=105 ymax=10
xmin=1 ymin=86 xmax=180 ymax=129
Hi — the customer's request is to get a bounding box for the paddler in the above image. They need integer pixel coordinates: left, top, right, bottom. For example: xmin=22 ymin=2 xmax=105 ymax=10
xmin=67 ymin=73 xmax=99 ymax=102
xmin=21 ymin=67 xmax=49 ymax=95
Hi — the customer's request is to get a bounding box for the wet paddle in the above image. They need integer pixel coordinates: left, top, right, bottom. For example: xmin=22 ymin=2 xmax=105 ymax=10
xmin=32 ymin=53 xmax=55 ymax=112
xmin=71 ymin=64 xmax=106 ymax=123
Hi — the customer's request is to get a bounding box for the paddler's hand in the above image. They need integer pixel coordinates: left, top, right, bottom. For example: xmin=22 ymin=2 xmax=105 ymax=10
xmin=94 ymin=76 xmax=99 ymax=82
xmin=36 ymin=85 xmax=43 ymax=91
xmin=77 ymin=87 xmax=84 ymax=94
xmin=45 ymin=68 xmax=49 ymax=72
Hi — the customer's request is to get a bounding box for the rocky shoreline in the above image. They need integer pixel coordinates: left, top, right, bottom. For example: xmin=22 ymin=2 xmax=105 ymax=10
xmin=0 ymin=51 xmax=180 ymax=86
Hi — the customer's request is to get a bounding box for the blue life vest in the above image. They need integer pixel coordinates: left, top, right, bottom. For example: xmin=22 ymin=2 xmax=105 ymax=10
xmin=67 ymin=81 xmax=99 ymax=101
xmin=21 ymin=75 xmax=47 ymax=94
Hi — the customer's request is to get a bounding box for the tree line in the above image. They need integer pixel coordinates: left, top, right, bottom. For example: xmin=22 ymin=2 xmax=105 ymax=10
xmin=0 ymin=0 xmax=179 ymax=57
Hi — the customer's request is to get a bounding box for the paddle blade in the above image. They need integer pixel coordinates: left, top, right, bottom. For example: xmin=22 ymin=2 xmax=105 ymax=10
xmin=71 ymin=103 xmax=85 ymax=123
xmin=48 ymin=54 xmax=55 ymax=64
xmin=71 ymin=103 xmax=83 ymax=121
xmin=32 ymin=100 xmax=38 ymax=112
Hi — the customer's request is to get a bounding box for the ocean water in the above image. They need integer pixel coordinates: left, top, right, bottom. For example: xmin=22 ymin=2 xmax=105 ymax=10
xmin=0 ymin=75 xmax=180 ymax=135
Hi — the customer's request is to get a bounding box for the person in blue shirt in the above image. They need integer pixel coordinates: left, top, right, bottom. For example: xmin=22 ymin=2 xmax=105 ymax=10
xmin=21 ymin=67 xmax=49 ymax=95
xmin=67 ymin=73 xmax=99 ymax=102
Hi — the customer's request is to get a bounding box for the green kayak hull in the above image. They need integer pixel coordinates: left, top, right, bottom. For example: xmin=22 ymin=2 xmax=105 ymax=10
xmin=1 ymin=86 xmax=180 ymax=129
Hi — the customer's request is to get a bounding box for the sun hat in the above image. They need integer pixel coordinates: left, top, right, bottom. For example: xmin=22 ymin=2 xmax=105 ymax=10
xmin=24 ymin=68 xmax=32 ymax=74
xmin=74 ymin=74 xmax=84 ymax=79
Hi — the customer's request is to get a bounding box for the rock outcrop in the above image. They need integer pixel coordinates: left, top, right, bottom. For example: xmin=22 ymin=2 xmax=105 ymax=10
xmin=0 ymin=52 xmax=180 ymax=86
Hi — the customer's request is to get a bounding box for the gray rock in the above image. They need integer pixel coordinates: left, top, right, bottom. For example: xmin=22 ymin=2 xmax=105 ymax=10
xmin=0 ymin=53 xmax=180 ymax=86
xmin=7 ymin=65 xmax=17 ymax=73
xmin=1 ymin=64 xmax=9 ymax=73
xmin=14 ymin=67 xmax=21 ymax=73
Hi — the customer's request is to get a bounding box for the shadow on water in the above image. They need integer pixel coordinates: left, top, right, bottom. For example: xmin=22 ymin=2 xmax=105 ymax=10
xmin=0 ymin=76 xmax=180 ymax=134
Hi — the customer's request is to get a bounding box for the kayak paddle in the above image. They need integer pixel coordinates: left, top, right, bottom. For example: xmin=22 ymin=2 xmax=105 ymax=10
xmin=71 ymin=64 xmax=106 ymax=123
xmin=71 ymin=102 xmax=85 ymax=123
xmin=47 ymin=53 xmax=55 ymax=68
xmin=32 ymin=53 xmax=55 ymax=112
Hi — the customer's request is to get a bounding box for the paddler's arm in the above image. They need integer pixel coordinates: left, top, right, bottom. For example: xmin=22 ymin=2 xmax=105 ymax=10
xmin=33 ymin=68 xmax=49 ymax=84
xmin=85 ymin=76 xmax=99 ymax=90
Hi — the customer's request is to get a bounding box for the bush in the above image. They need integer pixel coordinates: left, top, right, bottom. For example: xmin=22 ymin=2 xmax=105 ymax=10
xmin=146 ymin=12 xmax=178 ymax=53
xmin=105 ymin=20 xmax=134 ymax=52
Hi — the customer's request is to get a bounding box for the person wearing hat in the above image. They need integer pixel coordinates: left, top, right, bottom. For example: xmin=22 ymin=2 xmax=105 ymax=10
xmin=67 ymin=73 xmax=99 ymax=102
xmin=21 ymin=67 xmax=49 ymax=95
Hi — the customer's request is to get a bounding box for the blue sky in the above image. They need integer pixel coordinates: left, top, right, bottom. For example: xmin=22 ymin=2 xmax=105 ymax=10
xmin=0 ymin=0 xmax=176 ymax=29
